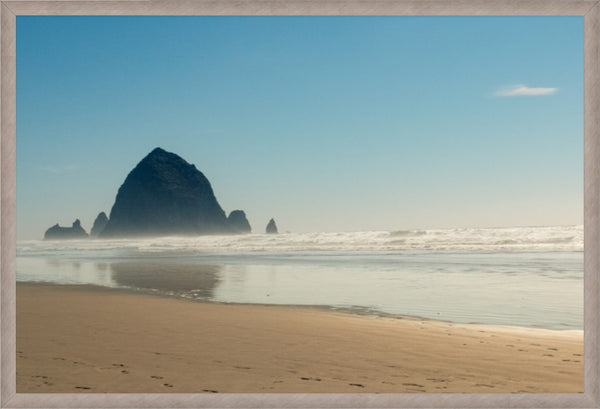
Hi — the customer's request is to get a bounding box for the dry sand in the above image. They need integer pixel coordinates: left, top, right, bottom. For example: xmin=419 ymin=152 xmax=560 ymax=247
xmin=16 ymin=282 xmax=583 ymax=393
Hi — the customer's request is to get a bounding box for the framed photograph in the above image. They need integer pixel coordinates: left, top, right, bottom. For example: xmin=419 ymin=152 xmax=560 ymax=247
xmin=2 ymin=1 xmax=599 ymax=408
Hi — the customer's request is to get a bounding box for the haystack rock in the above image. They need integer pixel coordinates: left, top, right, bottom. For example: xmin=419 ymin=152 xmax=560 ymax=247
xmin=90 ymin=211 xmax=108 ymax=237
xmin=100 ymin=147 xmax=232 ymax=237
xmin=266 ymin=218 xmax=278 ymax=234
xmin=44 ymin=219 xmax=88 ymax=240
xmin=228 ymin=210 xmax=251 ymax=233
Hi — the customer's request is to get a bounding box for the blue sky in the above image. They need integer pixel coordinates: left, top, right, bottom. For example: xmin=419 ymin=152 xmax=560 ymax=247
xmin=16 ymin=16 xmax=583 ymax=239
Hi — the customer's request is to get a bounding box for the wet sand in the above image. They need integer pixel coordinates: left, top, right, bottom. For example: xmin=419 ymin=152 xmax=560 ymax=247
xmin=16 ymin=282 xmax=583 ymax=393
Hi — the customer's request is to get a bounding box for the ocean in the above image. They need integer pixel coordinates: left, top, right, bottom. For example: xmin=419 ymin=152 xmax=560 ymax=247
xmin=16 ymin=225 xmax=583 ymax=330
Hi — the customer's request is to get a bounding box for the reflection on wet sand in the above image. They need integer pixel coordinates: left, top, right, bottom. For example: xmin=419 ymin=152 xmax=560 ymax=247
xmin=110 ymin=262 xmax=221 ymax=299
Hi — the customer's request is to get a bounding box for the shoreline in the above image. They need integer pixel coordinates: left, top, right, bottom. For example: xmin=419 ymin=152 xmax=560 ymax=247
xmin=16 ymin=282 xmax=584 ymax=393
xmin=16 ymin=280 xmax=583 ymax=333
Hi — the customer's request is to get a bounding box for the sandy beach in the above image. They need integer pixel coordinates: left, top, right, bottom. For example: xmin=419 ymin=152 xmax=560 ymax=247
xmin=16 ymin=282 xmax=583 ymax=393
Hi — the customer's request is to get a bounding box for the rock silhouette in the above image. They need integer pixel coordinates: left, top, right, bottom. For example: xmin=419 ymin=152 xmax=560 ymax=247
xmin=228 ymin=210 xmax=251 ymax=233
xmin=90 ymin=212 xmax=108 ymax=237
xmin=100 ymin=148 xmax=231 ymax=237
xmin=266 ymin=218 xmax=278 ymax=234
xmin=44 ymin=219 xmax=88 ymax=240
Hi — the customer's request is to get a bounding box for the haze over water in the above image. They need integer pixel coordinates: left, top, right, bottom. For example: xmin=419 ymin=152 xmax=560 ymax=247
xmin=17 ymin=225 xmax=583 ymax=330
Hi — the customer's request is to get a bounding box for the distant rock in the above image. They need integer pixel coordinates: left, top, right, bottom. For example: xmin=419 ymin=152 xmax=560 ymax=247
xmin=228 ymin=210 xmax=251 ymax=233
xmin=44 ymin=219 xmax=88 ymax=240
xmin=100 ymin=148 xmax=232 ymax=237
xmin=266 ymin=218 xmax=278 ymax=234
xmin=90 ymin=212 xmax=109 ymax=237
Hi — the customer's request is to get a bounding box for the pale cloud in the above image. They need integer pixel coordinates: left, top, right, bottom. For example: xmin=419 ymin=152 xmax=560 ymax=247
xmin=494 ymin=84 xmax=558 ymax=97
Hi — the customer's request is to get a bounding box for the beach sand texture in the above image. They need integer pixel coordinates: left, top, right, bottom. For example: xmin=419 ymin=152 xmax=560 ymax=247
xmin=16 ymin=283 xmax=583 ymax=393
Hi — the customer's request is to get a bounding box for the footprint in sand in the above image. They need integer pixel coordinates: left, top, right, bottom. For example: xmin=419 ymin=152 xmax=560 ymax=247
xmin=121 ymin=370 xmax=129 ymax=374
xmin=75 ymin=386 xmax=91 ymax=390
xmin=349 ymin=383 xmax=364 ymax=388
xmin=151 ymin=375 xmax=164 ymax=379
xmin=112 ymin=363 xmax=126 ymax=367
xmin=234 ymin=366 xmax=251 ymax=370
xmin=543 ymin=354 xmax=554 ymax=357
xmin=300 ymin=377 xmax=322 ymax=381
xmin=547 ymin=348 xmax=558 ymax=351
xmin=202 ymin=389 xmax=218 ymax=393
xmin=475 ymin=384 xmax=495 ymax=388
xmin=402 ymin=383 xmax=424 ymax=387
xmin=163 ymin=383 xmax=173 ymax=388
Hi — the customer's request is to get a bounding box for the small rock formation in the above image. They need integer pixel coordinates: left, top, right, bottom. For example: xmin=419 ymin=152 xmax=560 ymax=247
xmin=266 ymin=218 xmax=278 ymax=234
xmin=227 ymin=210 xmax=251 ymax=233
xmin=44 ymin=219 xmax=88 ymax=240
xmin=90 ymin=212 xmax=109 ymax=237
xmin=100 ymin=147 xmax=232 ymax=237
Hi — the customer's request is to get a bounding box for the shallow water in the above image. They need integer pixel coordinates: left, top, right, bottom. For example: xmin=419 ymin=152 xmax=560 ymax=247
xmin=16 ymin=226 xmax=583 ymax=330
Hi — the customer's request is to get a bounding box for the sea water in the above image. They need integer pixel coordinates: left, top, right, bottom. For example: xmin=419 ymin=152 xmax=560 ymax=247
xmin=16 ymin=225 xmax=583 ymax=330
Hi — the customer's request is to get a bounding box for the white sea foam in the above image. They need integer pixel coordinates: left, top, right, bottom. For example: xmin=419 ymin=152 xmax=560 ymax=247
xmin=17 ymin=225 xmax=583 ymax=256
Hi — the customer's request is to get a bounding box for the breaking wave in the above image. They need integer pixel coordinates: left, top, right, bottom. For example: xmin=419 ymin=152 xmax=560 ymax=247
xmin=18 ymin=225 xmax=583 ymax=257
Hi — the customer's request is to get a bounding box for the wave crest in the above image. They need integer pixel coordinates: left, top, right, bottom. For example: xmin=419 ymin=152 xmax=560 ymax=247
xmin=18 ymin=225 xmax=583 ymax=256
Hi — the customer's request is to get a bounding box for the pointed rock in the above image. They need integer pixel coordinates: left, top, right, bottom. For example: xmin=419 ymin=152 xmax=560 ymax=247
xmin=100 ymin=148 xmax=230 ymax=237
xmin=266 ymin=218 xmax=278 ymax=234
xmin=228 ymin=210 xmax=251 ymax=233
xmin=90 ymin=212 xmax=109 ymax=237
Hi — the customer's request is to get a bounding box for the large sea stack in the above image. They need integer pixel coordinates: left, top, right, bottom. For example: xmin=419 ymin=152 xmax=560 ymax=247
xmin=100 ymin=148 xmax=232 ymax=237
xmin=44 ymin=219 xmax=88 ymax=240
